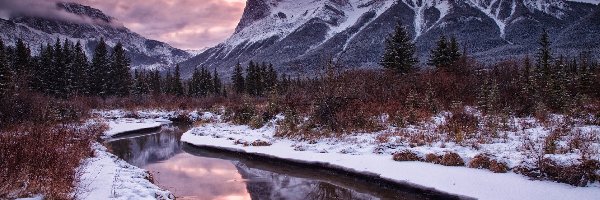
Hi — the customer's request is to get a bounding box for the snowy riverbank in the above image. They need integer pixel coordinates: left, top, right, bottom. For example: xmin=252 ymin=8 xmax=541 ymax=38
xmin=74 ymin=143 xmax=173 ymax=200
xmin=181 ymin=121 xmax=600 ymax=200
xmin=75 ymin=114 xmax=174 ymax=199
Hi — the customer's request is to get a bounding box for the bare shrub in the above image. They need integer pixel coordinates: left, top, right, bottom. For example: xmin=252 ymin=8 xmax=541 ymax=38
xmin=251 ymin=140 xmax=272 ymax=146
xmin=540 ymin=158 xmax=600 ymax=186
xmin=392 ymin=150 xmax=422 ymax=161
xmin=470 ymin=154 xmax=510 ymax=173
xmin=439 ymin=152 xmax=465 ymax=166
xmin=440 ymin=111 xmax=479 ymax=143
xmin=425 ymin=153 xmax=442 ymax=164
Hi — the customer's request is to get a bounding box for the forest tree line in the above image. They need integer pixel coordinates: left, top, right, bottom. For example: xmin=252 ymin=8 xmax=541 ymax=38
xmin=0 ymin=37 xmax=297 ymax=100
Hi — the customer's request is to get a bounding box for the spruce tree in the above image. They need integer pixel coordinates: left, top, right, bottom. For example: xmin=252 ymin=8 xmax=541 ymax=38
xmin=90 ymin=38 xmax=111 ymax=97
xmin=246 ymin=61 xmax=258 ymax=95
xmin=380 ymin=22 xmax=417 ymax=74
xmin=173 ymin=64 xmax=184 ymax=96
xmin=110 ymin=42 xmax=131 ymax=96
xmin=0 ymin=39 xmax=9 ymax=96
xmin=164 ymin=69 xmax=173 ymax=95
xmin=232 ymin=62 xmax=245 ymax=94
xmin=212 ymin=68 xmax=222 ymax=95
xmin=189 ymin=68 xmax=200 ymax=97
xmin=265 ymin=63 xmax=277 ymax=91
xmin=428 ymin=35 xmax=449 ymax=68
xmin=519 ymin=55 xmax=536 ymax=115
xmin=73 ymin=41 xmax=89 ymax=96
xmin=13 ymin=39 xmax=31 ymax=77
xmin=428 ymin=35 xmax=461 ymax=71
xmin=448 ymin=36 xmax=462 ymax=63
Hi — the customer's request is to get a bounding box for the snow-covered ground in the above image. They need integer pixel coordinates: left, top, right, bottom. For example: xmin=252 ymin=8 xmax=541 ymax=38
xmin=103 ymin=119 xmax=164 ymax=138
xmin=74 ymin=143 xmax=173 ymax=200
xmin=181 ymin=116 xmax=600 ymax=200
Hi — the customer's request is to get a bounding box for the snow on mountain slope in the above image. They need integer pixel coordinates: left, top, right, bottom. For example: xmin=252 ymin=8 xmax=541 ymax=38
xmin=224 ymin=0 xmax=395 ymax=53
xmin=0 ymin=2 xmax=190 ymax=70
xmin=180 ymin=0 xmax=600 ymax=77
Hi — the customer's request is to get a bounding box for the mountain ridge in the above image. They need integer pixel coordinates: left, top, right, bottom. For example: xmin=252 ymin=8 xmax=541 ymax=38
xmin=180 ymin=0 xmax=600 ymax=77
xmin=0 ymin=2 xmax=191 ymax=70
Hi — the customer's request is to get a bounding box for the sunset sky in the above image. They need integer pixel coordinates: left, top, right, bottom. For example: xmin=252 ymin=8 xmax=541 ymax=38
xmin=76 ymin=0 xmax=246 ymax=50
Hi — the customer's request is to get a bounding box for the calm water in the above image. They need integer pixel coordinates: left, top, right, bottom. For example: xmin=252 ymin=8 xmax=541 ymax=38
xmin=105 ymin=124 xmax=454 ymax=200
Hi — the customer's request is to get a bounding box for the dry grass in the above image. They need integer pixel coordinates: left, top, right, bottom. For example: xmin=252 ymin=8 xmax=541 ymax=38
xmin=0 ymin=123 xmax=106 ymax=199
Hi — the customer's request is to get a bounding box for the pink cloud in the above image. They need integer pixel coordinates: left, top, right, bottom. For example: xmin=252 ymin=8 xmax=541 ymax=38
xmin=73 ymin=0 xmax=246 ymax=50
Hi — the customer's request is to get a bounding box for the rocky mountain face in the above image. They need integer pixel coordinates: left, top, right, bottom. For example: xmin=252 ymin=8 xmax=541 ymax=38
xmin=180 ymin=0 xmax=600 ymax=77
xmin=0 ymin=2 xmax=190 ymax=70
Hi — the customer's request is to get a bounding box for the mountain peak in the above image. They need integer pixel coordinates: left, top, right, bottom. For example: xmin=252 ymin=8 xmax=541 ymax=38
xmin=235 ymin=0 xmax=272 ymax=33
xmin=56 ymin=2 xmax=114 ymax=24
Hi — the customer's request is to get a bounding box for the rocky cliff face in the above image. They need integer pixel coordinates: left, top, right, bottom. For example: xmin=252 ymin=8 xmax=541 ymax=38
xmin=0 ymin=2 xmax=190 ymax=70
xmin=180 ymin=0 xmax=599 ymax=77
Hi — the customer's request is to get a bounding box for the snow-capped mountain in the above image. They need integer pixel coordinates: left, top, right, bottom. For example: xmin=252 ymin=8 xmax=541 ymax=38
xmin=180 ymin=0 xmax=600 ymax=76
xmin=0 ymin=2 xmax=191 ymax=70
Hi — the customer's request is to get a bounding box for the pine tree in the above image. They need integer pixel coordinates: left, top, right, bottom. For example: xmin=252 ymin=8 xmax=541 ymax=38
xmin=428 ymin=35 xmax=449 ymax=68
xmin=0 ymin=39 xmax=10 ymax=97
xmin=151 ymin=70 xmax=162 ymax=95
xmin=232 ymin=62 xmax=245 ymax=94
xmin=536 ymin=30 xmax=552 ymax=77
xmin=13 ymin=39 xmax=31 ymax=77
xmin=246 ymin=61 xmax=259 ymax=95
xmin=72 ymin=41 xmax=89 ymax=96
xmin=90 ymin=38 xmax=111 ymax=97
xmin=189 ymin=68 xmax=200 ymax=96
xmin=164 ymin=69 xmax=173 ymax=95
xmin=212 ymin=68 xmax=222 ymax=95
xmin=110 ymin=42 xmax=131 ymax=96
xmin=173 ymin=64 xmax=184 ymax=96
xmin=519 ymin=55 xmax=536 ymax=115
xmin=448 ymin=36 xmax=462 ymax=63
xmin=265 ymin=63 xmax=277 ymax=92
xmin=61 ymin=39 xmax=75 ymax=97
xmin=380 ymin=22 xmax=417 ymax=74
xmin=428 ymin=35 xmax=462 ymax=71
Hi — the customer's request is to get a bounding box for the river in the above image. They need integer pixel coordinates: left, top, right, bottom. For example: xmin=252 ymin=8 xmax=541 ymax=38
xmin=105 ymin=124 xmax=454 ymax=200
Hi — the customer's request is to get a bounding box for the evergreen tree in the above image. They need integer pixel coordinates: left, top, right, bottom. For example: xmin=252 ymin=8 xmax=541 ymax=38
xmin=0 ymin=39 xmax=9 ymax=96
xmin=536 ymin=30 xmax=552 ymax=76
xmin=477 ymin=74 xmax=499 ymax=114
xmin=448 ymin=36 xmax=462 ymax=63
xmin=61 ymin=39 xmax=75 ymax=97
xmin=13 ymin=39 xmax=31 ymax=77
xmin=151 ymin=70 xmax=162 ymax=95
xmin=519 ymin=55 xmax=536 ymax=115
xmin=110 ymin=42 xmax=131 ymax=96
xmin=189 ymin=68 xmax=200 ymax=96
xmin=90 ymin=38 xmax=111 ymax=97
xmin=232 ymin=62 xmax=245 ymax=94
xmin=265 ymin=63 xmax=277 ymax=92
xmin=380 ymin=22 xmax=417 ymax=74
xmin=164 ymin=69 xmax=173 ymax=95
xmin=246 ymin=61 xmax=259 ymax=95
xmin=428 ymin=35 xmax=462 ymax=71
xmin=428 ymin=35 xmax=449 ymax=68
xmin=172 ymin=65 xmax=184 ymax=96
xmin=72 ymin=41 xmax=89 ymax=95
xmin=212 ymin=68 xmax=222 ymax=95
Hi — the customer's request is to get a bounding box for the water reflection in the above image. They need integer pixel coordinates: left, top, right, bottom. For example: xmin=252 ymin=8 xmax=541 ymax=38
xmin=106 ymin=125 xmax=449 ymax=200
